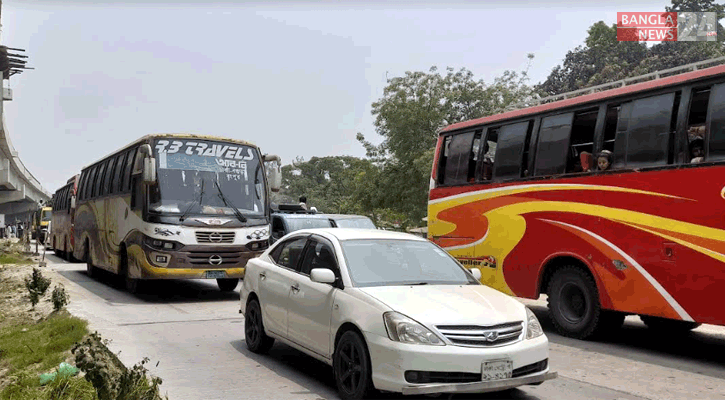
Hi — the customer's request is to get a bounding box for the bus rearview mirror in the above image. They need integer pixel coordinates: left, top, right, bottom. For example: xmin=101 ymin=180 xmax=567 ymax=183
xmin=143 ymin=158 xmax=157 ymax=184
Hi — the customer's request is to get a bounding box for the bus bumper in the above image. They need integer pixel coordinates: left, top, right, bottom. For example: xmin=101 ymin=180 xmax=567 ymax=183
xmin=128 ymin=244 xmax=265 ymax=280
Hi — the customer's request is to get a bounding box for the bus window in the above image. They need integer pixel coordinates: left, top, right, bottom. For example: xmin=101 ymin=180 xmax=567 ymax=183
xmin=103 ymin=157 xmax=116 ymax=196
xmin=568 ymin=108 xmax=598 ymax=172
xmin=469 ymin=131 xmax=482 ymax=183
xmin=477 ymin=128 xmax=498 ymax=181
xmin=685 ymin=88 xmax=709 ymax=163
xmin=706 ymin=84 xmax=725 ymax=161
xmin=437 ymin=136 xmax=452 ymax=185
xmin=493 ymin=121 xmax=532 ymax=180
xmin=123 ymin=148 xmax=137 ymax=192
xmin=112 ymin=152 xmax=128 ymax=193
xmin=602 ymin=105 xmax=620 ymax=153
xmin=442 ymin=132 xmax=475 ymax=186
xmin=93 ymin=162 xmax=106 ymax=198
xmin=613 ymin=92 xmax=676 ymax=169
xmin=534 ymin=113 xmax=574 ymax=177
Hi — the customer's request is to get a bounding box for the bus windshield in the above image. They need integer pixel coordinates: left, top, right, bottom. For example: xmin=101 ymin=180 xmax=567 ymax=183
xmin=150 ymin=139 xmax=266 ymax=219
xmin=41 ymin=210 xmax=52 ymax=222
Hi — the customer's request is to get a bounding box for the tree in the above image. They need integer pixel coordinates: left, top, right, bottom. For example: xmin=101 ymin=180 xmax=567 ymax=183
xmin=538 ymin=1 xmax=725 ymax=96
xmin=358 ymin=61 xmax=536 ymax=226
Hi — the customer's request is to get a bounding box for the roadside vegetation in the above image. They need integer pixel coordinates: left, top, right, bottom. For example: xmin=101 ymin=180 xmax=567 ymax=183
xmin=0 ymin=245 xmax=168 ymax=400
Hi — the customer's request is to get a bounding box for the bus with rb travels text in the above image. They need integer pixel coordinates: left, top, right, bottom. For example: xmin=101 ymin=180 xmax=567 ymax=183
xmin=50 ymin=174 xmax=80 ymax=261
xmin=68 ymin=133 xmax=281 ymax=293
xmin=428 ymin=57 xmax=725 ymax=340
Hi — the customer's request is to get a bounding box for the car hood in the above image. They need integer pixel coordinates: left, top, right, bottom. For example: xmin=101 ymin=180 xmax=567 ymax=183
xmin=357 ymin=284 xmax=525 ymax=327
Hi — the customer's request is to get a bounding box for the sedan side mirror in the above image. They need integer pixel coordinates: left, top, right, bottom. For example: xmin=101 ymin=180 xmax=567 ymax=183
xmin=469 ymin=268 xmax=482 ymax=280
xmin=310 ymin=268 xmax=336 ymax=284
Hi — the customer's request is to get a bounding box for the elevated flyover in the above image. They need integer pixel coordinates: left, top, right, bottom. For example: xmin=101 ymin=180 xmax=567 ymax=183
xmin=0 ymin=97 xmax=51 ymax=224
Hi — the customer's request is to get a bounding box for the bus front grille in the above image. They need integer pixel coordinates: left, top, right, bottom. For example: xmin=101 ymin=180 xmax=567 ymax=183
xmin=182 ymin=249 xmax=246 ymax=265
xmin=196 ymin=231 xmax=236 ymax=244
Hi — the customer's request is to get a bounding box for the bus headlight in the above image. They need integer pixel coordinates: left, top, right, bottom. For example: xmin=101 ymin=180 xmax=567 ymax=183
xmin=143 ymin=236 xmax=180 ymax=251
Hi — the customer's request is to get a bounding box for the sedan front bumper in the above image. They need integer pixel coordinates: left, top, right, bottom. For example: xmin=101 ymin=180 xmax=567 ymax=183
xmin=401 ymin=371 xmax=558 ymax=395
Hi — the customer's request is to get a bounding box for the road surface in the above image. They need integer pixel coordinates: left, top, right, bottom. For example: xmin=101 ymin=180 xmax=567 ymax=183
xmin=39 ymin=250 xmax=725 ymax=400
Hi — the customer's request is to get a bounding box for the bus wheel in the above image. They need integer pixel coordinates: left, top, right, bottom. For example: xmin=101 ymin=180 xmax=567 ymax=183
xmin=217 ymin=278 xmax=239 ymax=292
xmin=547 ymin=266 xmax=603 ymax=340
xmin=121 ymin=248 xmax=143 ymax=294
xmin=640 ymin=315 xmax=701 ymax=333
xmin=84 ymin=245 xmax=95 ymax=278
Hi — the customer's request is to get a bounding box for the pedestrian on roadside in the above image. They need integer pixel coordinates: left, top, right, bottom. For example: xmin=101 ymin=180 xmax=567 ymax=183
xmin=299 ymin=196 xmax=308 ymax=210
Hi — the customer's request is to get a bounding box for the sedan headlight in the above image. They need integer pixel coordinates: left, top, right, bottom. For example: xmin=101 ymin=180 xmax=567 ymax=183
xmin=383 ymin=312 xmax=445 ymax=346
xmin=526 ymin=307 xmax=544 ymax=339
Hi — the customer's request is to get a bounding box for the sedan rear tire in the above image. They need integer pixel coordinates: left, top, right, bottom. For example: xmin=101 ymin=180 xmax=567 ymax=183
xmin=245 ymin=299 xmax=274 ymax=354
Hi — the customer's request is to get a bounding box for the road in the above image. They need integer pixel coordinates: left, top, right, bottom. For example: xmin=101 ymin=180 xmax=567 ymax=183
xmin=39 ymin=249 xmax=725 ymax=400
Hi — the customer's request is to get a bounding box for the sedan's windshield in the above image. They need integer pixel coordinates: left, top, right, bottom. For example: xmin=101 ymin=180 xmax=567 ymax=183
xmin=340 ymin=239 xmax=478 ymax=287
xmin=149 ymin=139 xmax=266 ymax=219
xmin=334 ymin=217 xmax=376 ymax=229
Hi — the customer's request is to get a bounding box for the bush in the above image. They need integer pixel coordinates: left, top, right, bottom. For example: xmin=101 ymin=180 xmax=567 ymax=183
xmin=52 ymin=284 xmax=70 ymax=311
xmin=72 ymin=332 xmax=167 ymax=400
xmin=24 ymin=268 xmax=51 ymax=308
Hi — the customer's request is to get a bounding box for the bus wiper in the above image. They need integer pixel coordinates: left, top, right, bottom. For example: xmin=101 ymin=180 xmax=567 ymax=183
xmin=180 ymin=180 xmax=204 ymax=222
xmin=213 ymin=179 xmax=247 ymax=223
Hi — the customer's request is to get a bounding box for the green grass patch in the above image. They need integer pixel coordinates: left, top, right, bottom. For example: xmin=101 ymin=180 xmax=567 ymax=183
xmin=0 ymin=254 xmax=32 ymax=265
xmin=0 ymin=311 xmax=90 ymax=399
xmin=1 ymin=371 xmax=97 ymax=400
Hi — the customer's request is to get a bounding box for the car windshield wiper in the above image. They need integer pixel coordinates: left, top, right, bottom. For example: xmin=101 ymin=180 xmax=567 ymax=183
xmin=213 ymin=179 xmax=247 ymax=223
xmin=180 ymin=180 xmax=204 ymax=222
xmin=406 ymin=282 xmax=429 ymax=286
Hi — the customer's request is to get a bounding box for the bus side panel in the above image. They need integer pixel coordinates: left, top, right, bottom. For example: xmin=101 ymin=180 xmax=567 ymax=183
xmin=73 ymin=201 xmax=101 ymax=268
xmin=429 ymin=166 xmax=725 ymax=326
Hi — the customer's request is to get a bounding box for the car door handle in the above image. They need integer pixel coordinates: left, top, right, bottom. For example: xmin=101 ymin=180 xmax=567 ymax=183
xmin=290 ymin=284 xmax=300 ymax=292
xmin=259 ymin=272 xmax=266 ymax=280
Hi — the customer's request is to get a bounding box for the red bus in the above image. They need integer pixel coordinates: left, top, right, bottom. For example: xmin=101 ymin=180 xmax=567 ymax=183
xmin=428 ymin=58 xmax=725 ymax=339
xmin=50 ymin=175 xmax=79 ymax=261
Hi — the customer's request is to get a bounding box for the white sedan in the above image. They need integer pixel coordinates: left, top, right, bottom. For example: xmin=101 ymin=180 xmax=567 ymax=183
xmin=240 ymin=229 xmax=556 ymax=399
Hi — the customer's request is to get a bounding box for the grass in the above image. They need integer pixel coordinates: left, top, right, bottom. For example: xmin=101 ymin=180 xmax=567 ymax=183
xmin=0 ymin=311 xmax=93 ymax=399
xmin=0 ymin=254 xmax=32 ymax=265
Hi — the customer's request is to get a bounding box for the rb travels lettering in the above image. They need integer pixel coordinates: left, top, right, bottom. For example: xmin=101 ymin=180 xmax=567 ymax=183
xmin=155 ymin=140 xmax=256 ymax=160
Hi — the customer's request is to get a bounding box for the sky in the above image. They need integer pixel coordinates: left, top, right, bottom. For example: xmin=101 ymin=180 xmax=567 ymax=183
xmin=1 ymin=0 xmax=683 ymax=193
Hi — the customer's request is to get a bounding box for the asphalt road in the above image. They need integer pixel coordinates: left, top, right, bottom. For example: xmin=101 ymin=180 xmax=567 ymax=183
xmin=39 ymin=249 xmax=725 ymax=400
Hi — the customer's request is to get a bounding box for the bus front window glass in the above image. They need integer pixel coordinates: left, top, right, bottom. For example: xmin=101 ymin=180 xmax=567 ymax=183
xmin=150 ymin=139 xmax=266 ymax=219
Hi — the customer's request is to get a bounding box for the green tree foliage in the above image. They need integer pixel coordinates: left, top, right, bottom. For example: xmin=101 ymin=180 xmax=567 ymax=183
xmin=539 ymin=0 xmax=725 ymax=96
xmin=356 ymin=62 xmax=535 ymax=226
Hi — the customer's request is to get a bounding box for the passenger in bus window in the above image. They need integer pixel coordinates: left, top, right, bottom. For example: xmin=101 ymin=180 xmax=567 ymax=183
xmin=596 ymin=150 xmax=612 ymax=171
xmin=690 ymin=137 xmax=705 ymax=164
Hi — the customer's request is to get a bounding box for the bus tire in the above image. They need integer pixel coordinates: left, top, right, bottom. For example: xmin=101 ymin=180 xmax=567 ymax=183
xmin=84 ymin=244 xmax=96 ymax=278
xmin=217 ymin=278 xmax=239 ymax=292
xmin=547 ymin=266 xmax=604 ymax=340
xmin=640 ymin=315 xmax=700 ymax=333
xmin=120 ymin=247 xmax=143 ymax=294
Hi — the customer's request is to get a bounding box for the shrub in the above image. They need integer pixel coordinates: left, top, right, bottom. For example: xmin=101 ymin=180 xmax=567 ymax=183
xmin=24 ymin=268 xmax=51 ymax=308
xmin=52 ymin=284 xmax=70 ymax=311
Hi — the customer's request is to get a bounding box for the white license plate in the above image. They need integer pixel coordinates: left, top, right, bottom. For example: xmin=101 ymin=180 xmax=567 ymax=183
xmin=482 ymin=360 xmax=513 ymax=381
xmin=205 ymin=270 xmax=227 ymax=279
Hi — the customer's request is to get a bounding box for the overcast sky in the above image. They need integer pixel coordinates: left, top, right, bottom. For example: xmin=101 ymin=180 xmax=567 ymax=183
xmin=2 ymin=0 xmax=679 ymax=193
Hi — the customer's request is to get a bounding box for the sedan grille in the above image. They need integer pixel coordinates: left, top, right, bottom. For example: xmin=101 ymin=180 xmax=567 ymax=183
xmin=436 ymin=322 xmax=523 ymax=347
xmin=196 ymin=231 xmax=235 ymax=244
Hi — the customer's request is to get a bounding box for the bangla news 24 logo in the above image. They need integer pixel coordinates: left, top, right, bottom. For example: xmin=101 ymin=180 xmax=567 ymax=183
xmin=617 ymin=12 xmax=717 ymax=42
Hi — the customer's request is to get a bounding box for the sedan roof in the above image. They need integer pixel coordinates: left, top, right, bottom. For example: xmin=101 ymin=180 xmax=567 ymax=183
xmin=291 ymin=228 xmax=427 ymax=242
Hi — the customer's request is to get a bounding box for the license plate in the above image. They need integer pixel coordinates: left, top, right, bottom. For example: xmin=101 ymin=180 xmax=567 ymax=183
xmin=482 ymin=360 xmax=513 ymax=381
xmin=205 ymin=270 xmax=227 ymax=279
